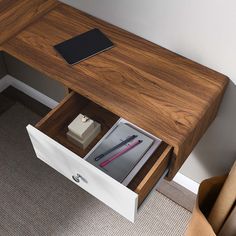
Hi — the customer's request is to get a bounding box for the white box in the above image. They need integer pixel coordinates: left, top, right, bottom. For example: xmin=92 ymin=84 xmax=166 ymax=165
xmin=67 ymin=121 xmax=101 ymax=149
xmin=68 ymin=114 xmax=95 ymax=140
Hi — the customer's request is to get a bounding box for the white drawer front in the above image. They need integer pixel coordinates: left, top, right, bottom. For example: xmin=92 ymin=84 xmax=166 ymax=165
xmin=27 ymin=125 xmax=138 ymax=222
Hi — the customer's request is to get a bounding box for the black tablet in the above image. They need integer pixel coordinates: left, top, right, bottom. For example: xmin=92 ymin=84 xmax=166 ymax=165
xmin=54 ymin=28 xmax=114 ymax=65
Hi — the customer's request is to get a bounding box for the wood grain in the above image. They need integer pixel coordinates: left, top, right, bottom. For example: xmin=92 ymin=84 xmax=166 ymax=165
xmin=0 ymin=0 xmax=58 ymax=44
xmin=0 ymin=2 xmax=229 ymax=178
xmin=129 ymin=143 xmax=172 ymax=206
xmin=36 ymin=92 xmax=119 ymax=157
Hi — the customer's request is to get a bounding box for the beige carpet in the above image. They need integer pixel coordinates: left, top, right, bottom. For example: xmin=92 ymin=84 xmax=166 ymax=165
xmin=0 ymin=103 xmax=191 ymax=236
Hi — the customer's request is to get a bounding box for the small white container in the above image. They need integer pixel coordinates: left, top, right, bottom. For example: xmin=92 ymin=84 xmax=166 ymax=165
xmin=67 ymin=114 xmax=101 ymax=149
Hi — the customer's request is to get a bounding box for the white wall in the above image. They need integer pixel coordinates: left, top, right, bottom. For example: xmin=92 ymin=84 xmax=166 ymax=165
xmin=61 ymin=0 xmax=236 ymax=183
xmin=4 ymin=53 xmax=66 ymax=102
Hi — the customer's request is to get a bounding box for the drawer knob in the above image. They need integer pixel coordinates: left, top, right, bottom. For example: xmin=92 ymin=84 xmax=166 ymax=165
xmin=72 ymin=174 xmax=81 ymax=182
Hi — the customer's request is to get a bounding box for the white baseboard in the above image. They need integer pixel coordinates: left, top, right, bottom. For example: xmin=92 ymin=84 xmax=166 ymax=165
xmin=173 ymin=172 xmax=199 ymax=194
xmin=0 ymin=75 xmax=199 ymax=194
xmin=0 ymin=76 xmax=12 ymax=92
xmin=1 ymin=75 xmax=58 ymax=109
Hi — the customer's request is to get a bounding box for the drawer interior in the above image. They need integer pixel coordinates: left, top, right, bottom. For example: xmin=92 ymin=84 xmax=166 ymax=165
xmin=36 ymin=92 xmax=119 ymax=157
xmin=36 ymin=91 xmax=172 ymax=206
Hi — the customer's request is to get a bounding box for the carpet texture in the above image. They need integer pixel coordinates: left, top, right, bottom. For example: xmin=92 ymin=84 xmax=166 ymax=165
xmin=0 ymin=103 xmax=191 ymax=236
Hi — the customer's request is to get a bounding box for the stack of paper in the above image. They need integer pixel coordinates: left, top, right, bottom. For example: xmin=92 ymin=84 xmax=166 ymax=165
xmin=86 ymin=123 xmax=156 ymax=184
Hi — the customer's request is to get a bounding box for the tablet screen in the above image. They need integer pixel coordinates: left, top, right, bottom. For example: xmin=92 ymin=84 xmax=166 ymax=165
xmin=54 ymin=28 xmax=114 ymax=65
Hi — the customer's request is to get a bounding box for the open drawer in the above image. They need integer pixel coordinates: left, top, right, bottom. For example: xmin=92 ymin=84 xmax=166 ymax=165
xmin=26 ymin=92 xmax=172 ymax=222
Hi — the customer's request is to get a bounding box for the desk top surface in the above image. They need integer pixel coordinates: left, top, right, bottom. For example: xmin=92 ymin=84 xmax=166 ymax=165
xmin=0 ymin=1 xmax=228 ymax=177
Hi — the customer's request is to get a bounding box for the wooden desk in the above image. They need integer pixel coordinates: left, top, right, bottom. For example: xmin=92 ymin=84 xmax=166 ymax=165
xmin=0 ymin=0 xmax=228 ymax=180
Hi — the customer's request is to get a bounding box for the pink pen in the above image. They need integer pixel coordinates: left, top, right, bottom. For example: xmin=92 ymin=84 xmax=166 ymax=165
xmin=99 ymin=140 xmax=142 ymax=168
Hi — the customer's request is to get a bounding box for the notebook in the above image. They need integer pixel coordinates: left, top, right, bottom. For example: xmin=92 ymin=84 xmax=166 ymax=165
xmin=54 ymin=28 xmax=114 ymax=65
xmin=85 ymin=123 xmax=154 ymax=183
